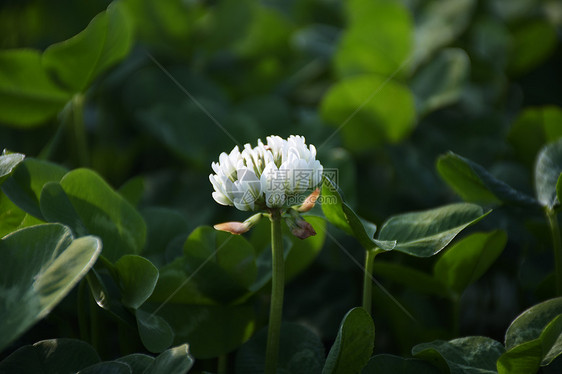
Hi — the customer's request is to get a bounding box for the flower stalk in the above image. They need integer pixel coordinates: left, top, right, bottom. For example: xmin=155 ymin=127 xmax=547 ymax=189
xmin=362 ymin=248 xmax=376 ymax=315
xmin=265 ymin=209 xmax=285 ymax=374
xmin=546 ymin=209 xmax=562 ymax=296
xmin=362 ymin=248 xmax=382 ymax=315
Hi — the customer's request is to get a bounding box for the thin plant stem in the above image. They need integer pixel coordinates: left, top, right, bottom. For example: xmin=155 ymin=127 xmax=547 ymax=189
xmin=89 ymin=286 xmax=100 ymax=352
xmin=72 ymin=94 xmax=89 ymax=167
xmin=217 ymin=354 xmax=228 ymax=374
xmin=362 ymin=248 xmax=379 ymax=315
xmin=546 ymin=209 xmax=562 ymax=296
xmin=77 ymin=279 xmax=89 ymax=342
xmin=452 ymin=295 xmax=461 ymax=337
xmin=265 ymin=209 xmax=284 ymax=374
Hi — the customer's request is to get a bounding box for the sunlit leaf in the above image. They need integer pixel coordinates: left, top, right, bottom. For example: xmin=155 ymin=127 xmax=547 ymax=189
xmin=40 ymin=168 xmax=146 ymax=262
xmin=0 ymin=50 xmax=71 ymax=126
xmin=144 ymin=344 xmax=194 ymax=374
xmin=320 ymin=74 xmax=416 ymax=150
xmin=42 ymin=2 xmax=133 ymax=93
xmin=535 ymin=139 xmax=562 ymax=210
xmin=0 ymin=152 xmax=25 ymax=186
xmin=498 ymin=315 xmax=562 ymax=373
xmin=378 ymin=203 xmax=490 ymax=257
xmin=335 ymin=0 xmax=413 ymax=79
xmin=505 ymin=297 xmax=562 ymax=350
xmin=412 ymin=336 xmax=505 ymax=373
xmin=0 ymin=224 xmax=101 ymax=351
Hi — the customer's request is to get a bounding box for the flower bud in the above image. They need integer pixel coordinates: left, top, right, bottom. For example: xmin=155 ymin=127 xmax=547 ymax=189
xmin=297 ymin=188 xmax=320 ymax=212
xmin=284 ymin=209 xmax=316 ymax=240
xmin=214 ymin=213 xmax=262 ymax=235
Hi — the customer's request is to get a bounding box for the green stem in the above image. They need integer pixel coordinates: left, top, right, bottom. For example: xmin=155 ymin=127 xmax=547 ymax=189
xmin=452 ymin=295 xmax=461 ymax=337
xmin=265 ymin=209 xmax=284 ymax=374
xmin=218 ymin=354 xmax=228 ymax=374
xmin=362 ymin=248 xmax=378 ymax=315
xmin=77 ymin=279 xmax=89 ymax=342
xmin=89 ymin=286 xmax=100 ymax=352
xmin=72 ymin=94 xmax=89 ymax=167
xmin=546 ymin=209 xmax=562 ymax=296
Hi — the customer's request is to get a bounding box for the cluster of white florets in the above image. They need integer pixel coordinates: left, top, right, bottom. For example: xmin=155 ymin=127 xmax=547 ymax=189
xmin=210 ymin=135 xmax=323 ymax=211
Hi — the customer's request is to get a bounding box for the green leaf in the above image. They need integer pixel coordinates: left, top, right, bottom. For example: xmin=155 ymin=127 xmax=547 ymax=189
xmin=0 ymin=192 xmax=28 ymax=237
xmin=0 ymin=224 xmax=101 ymax=351
xmin=0 ymin=338 xmax=100 ymax=373
xmin=437 ymin=152 xmax=538 ymax=207
xmin=412 ymin=0 xmax=476 ymax=66
xmin=144 ymin=344 xmax=195 ymax=374
xmin=141 ymin=207 xmax=189 ymax=265
xmin=0 ymin=49 xmax=71 ymax=126
xmin=361 ymin=354 xmax=440 ymax=374
xmin=320 ymin=74 xmax=416 ymax=151
xmin=1 ymin=158 xmax=68 ymax=220
xmin=42 ymin=2 xmax=133 ymax=93
xmin=78 ymin=362 xmax=132 ymax=374
xmin=508 ymin=106 xmax=562 ymax=166
xmin=323 ymin=307 xmax=374 ymax=374
xmin=505 ymin=297 xmax=562 ymax=350
xmin=508 ymin=20 xmax=558 ymax=75
xmin=535 ymin=139 xmax=562 ymax=210
xmin=115 ymin=255 xmax=159 ymax=309
xmin=412 ymin=48 xmax=470 ymax=116
xmin=412 ymin=336 xmax=505 ymax=373
xmin=183 ymin=226 xmax=257 ymax=303
xmin=334 ymin=0 xmax=412 ymax=79
xmin=321 ymin=179 xmax=396 ymax=251
xmin=235 ymin=323 xmax=325 ymax=374
xmin=118 ymin=176 xmax=145 ymax=207
xmin=136 ymin=309 xmax=174 ymax=353
xmin=557 ymin=175 xmax=562 ymax=211
xmin=40 ymin=182 xmax=89 ymax=236
xmin=115 ymin=354 xmax=154 ymax=374
xmin=147 ymin=303 xmax=255 ymax=359
xmin=378 ymin=203 xmax=490 ymax=257
xmin=40 ymin=168 xmax=147 ymax=262
xmin=373 ymin=261 xmax=449 ymax=298
xmin=434 ymin=230 xmax=507 ymax=295
xmin=498 ymin=315 xmax=562 ymax=373
xmin=0 ymin=152 xmax=25 ymax=186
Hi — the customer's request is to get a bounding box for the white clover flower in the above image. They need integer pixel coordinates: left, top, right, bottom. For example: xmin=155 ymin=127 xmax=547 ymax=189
xmin=210 ymin=135 xmax=323 ymax=211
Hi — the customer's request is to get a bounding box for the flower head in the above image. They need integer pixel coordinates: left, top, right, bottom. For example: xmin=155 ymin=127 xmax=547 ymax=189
xmin=210 ymin=135 xmax=323 ymax=211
